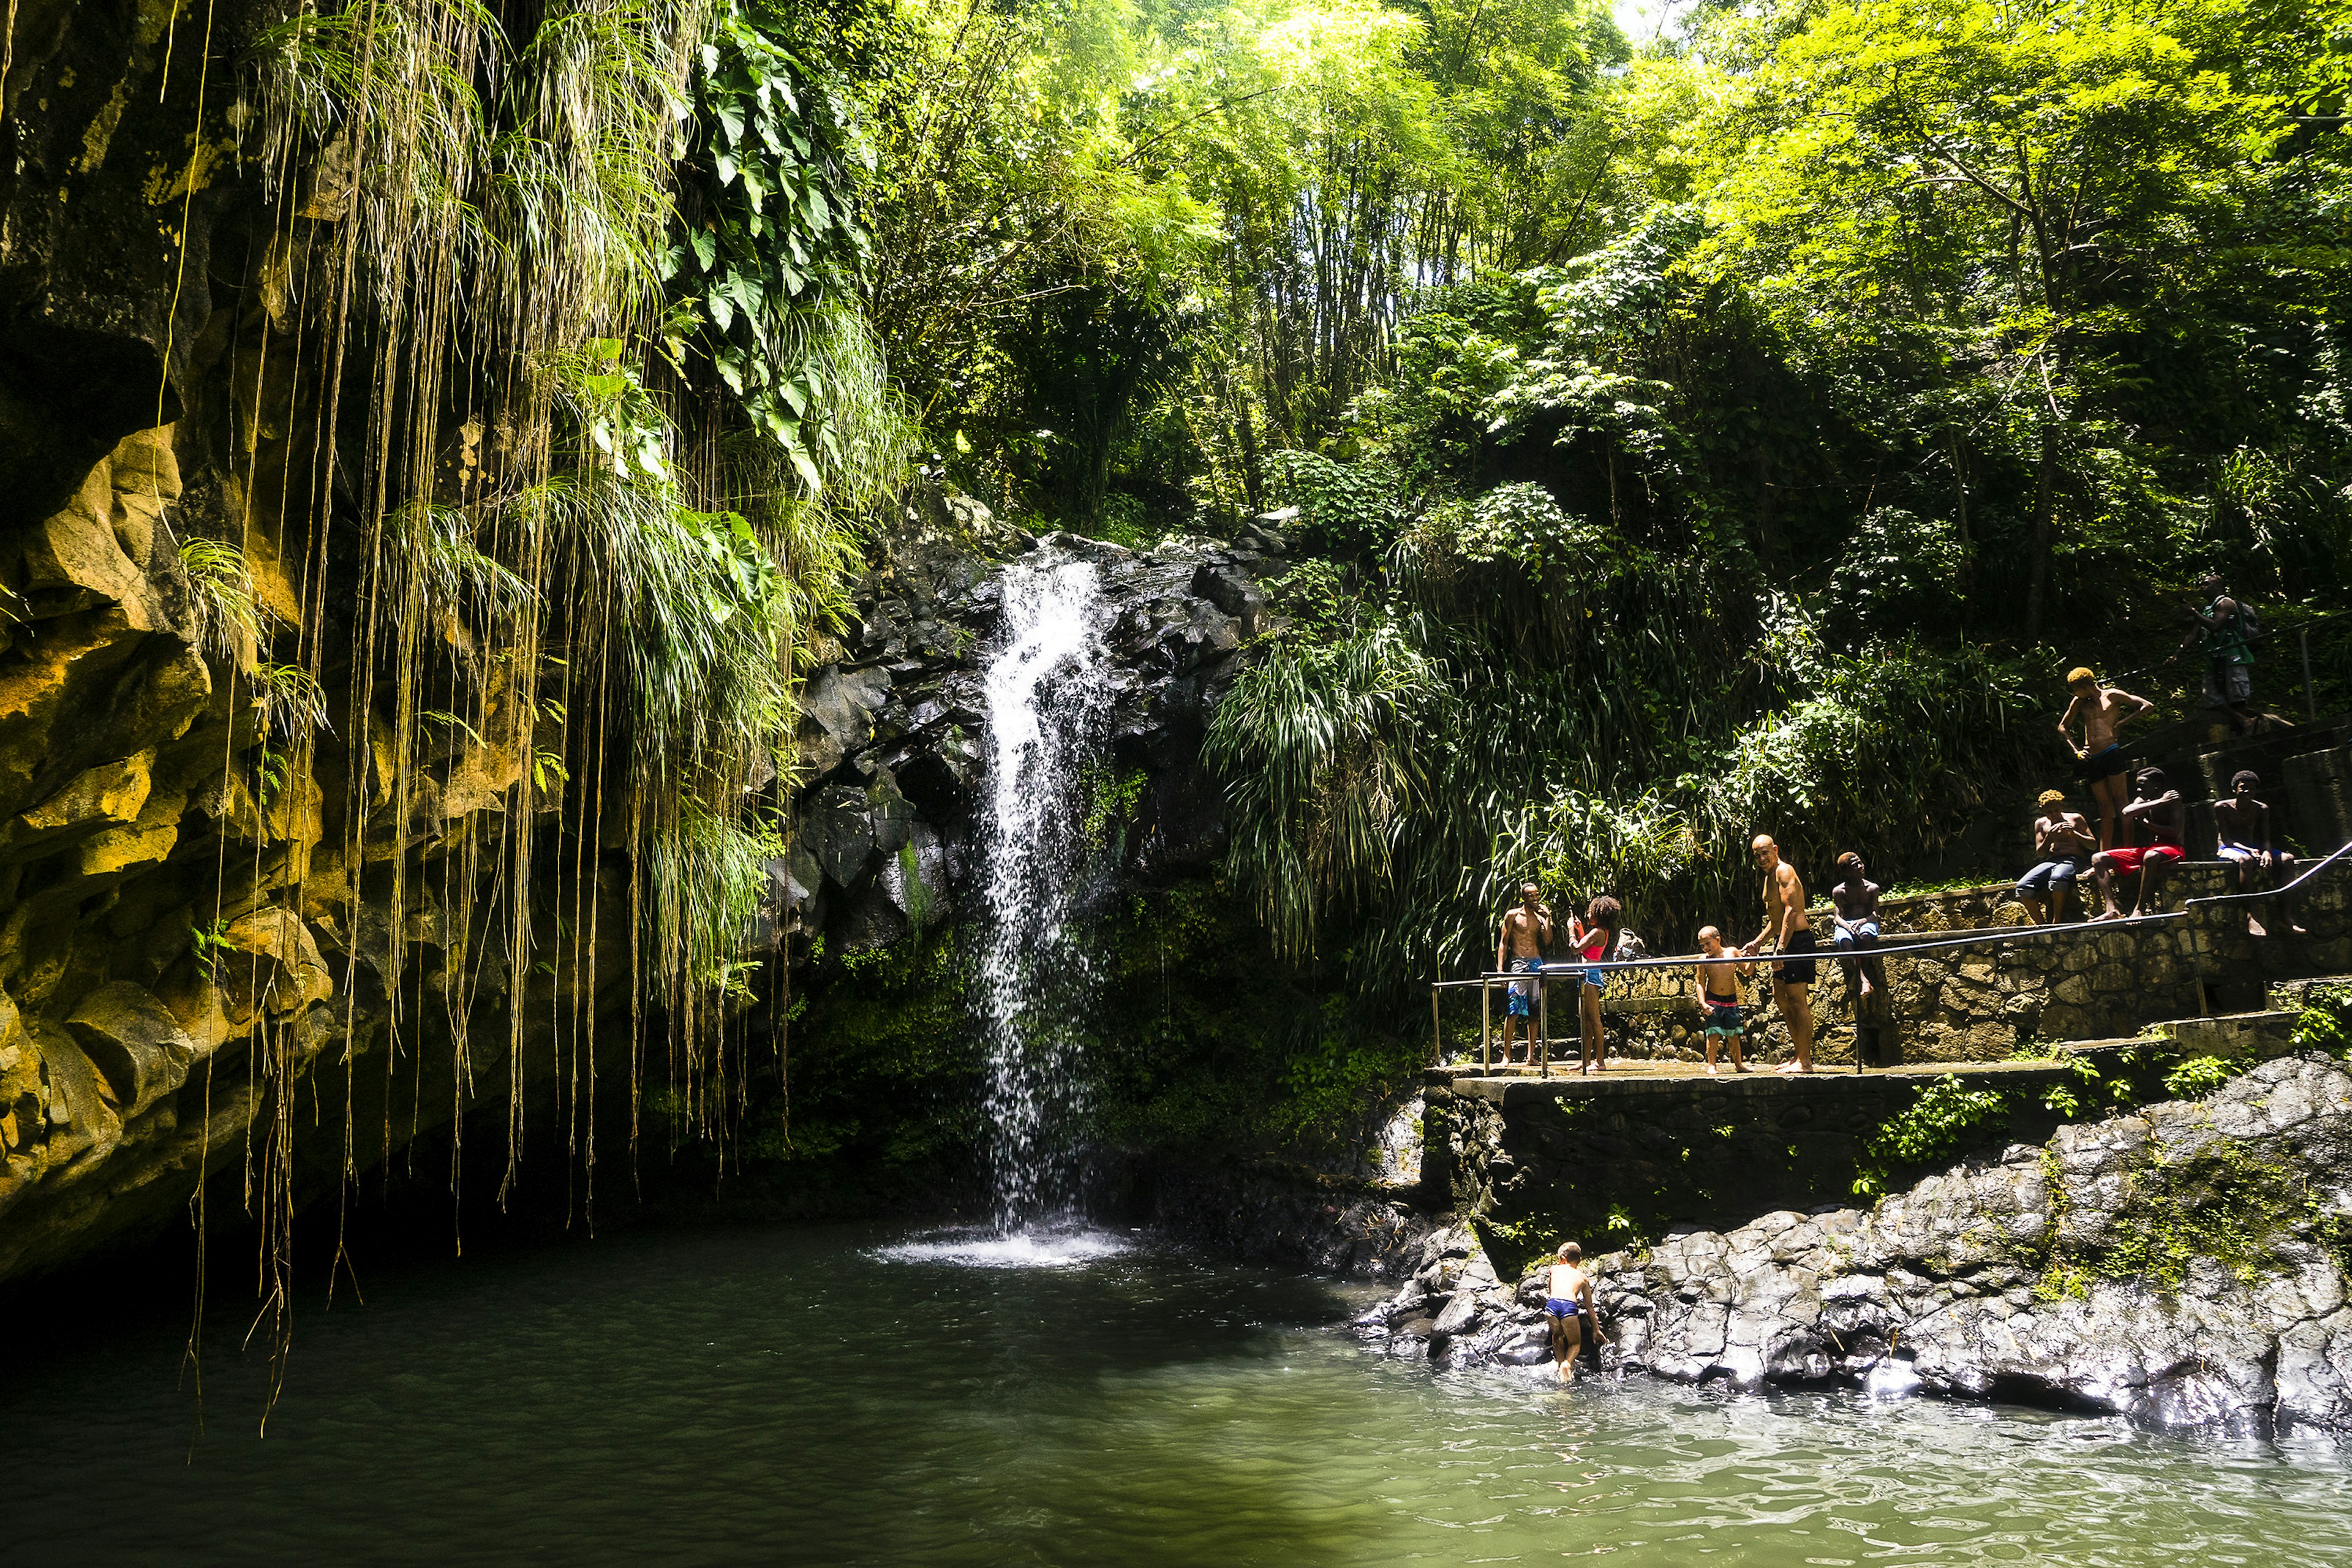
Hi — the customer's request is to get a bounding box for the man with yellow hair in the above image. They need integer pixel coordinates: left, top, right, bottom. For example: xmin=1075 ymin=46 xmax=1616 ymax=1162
xmin=2017 ymin=788 xmax=2097 ymax=924
xmin=2058 ymin=668 xmax=2155 ymax=850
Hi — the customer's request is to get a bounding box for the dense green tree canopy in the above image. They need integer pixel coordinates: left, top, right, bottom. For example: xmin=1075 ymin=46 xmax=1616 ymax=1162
xmin=764 ymin=0 xmax=2350 ymax=1006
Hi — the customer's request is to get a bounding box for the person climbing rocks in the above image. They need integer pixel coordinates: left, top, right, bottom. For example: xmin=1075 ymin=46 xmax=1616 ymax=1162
xmin=1693 ymin=926 xmax=1752 ymax=1075
xmin=2017 ymin=789 xmax=2097 ymax=925
xmin=1494 ymin=882 xmax=1553 ymax=1066
xmin=2214 ymin=769 xmax=2305 ymax=938
xmin=1567 ymin=895 xmax=1622 ymax=1075
xmin=2165 ymin=573 xmax=2261 ymax=736
xmin=1740 ymin=834 xmax=1817 ymax=1073
xmin=2090 ymin=768 xmax=2186 ymax=921
xmin=2058 ymin=668 xmax=2155 ymax=850
xmin=1544 ymin=1242 xmax=1605 ymax=1384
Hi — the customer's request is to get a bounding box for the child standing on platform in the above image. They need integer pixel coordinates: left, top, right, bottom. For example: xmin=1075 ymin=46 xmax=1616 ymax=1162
xmin=1694 ymin=926 xmax=1752 ymax=1074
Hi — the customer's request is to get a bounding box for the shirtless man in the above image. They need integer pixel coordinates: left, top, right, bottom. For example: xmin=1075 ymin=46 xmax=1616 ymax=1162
xmin=1494 ymin=882 xmax=1553 ymax=1065
xmin=2214 ymin=769 xmax=2304 ymax=938
xmin=1693 ymin=926 xmax=1752 ymax=1074
xmin=1827 ymin=851 xmax=1887 ymax=1012
xmin=2016 ymin=789 xmax=2097 ymax=925
xmin=2059 ymin=668 xmax=2155 ymax=850
xmin=1741 ymin=834 xmax=1817 ymax=1074
xmin=1543 ymin=1242 xmax=1605 ymax=1383
xmin=2090 ymin=768 xmax=2186 ymax=920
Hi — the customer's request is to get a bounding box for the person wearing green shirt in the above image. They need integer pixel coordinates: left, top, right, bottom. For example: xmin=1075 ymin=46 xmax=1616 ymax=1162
xmin=2166 ymin=573 xmax=2256 ymax=736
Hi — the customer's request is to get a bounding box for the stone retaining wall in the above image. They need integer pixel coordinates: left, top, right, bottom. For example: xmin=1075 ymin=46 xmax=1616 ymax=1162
xmin=1419 ymin=1061 xmax=2092 ymax=1275
xmin=1583 ymin=862 xmax=2351 ymax=1066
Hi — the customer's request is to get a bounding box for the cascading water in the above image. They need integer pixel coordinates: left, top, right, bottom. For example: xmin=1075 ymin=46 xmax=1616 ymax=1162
xmin=973 ymin=554 xmax=1114 ymax=1231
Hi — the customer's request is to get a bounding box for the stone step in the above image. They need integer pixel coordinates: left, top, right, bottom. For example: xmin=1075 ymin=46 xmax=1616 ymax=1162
xmin=2149 ymin=1009 xmax=2302 ymax=1061
xmin=2050 ymin=1001 xmax=2321 ymax=1066
xmin=2051 ymin=1035 xmax=2162 ymax=1060
xmin=2269 ymin=974 xmax=2352 ymax=1011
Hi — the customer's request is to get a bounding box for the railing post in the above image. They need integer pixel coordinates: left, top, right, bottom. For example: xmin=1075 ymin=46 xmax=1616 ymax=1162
xmin=2302 ymin=627 xmax=2317 ymax=722
xmin=1481 ymin=979 xmax=1491 ymax=1073
xmin=1431 ymin=985 xmax=1442 ymax=1067
xmin=1537 ymin=972 xmax=1550 ymax=1079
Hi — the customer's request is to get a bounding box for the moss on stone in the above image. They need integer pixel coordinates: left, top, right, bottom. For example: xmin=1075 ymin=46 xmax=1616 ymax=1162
xmin=2032 ymin=1126 xmax=2340 ymax=1300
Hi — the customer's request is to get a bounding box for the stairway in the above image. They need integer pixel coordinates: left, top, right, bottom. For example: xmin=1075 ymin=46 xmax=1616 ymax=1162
xmin=2052 ymin=973 xmax=2348 ymax=1066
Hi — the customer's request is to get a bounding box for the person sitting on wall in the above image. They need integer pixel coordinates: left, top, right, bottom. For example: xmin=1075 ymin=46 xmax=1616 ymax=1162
xmin=2018 ymin=788 xmax=2097 ymax=925
xmin=1826 ymin=851 xmax=1887 ymax=1016
xmin=2058 ymin=668 xmax=2155 ymax=850
xmin=2090 ymin=768 xmax=2187 ymax=921
xmin=1693 ymin=926 xmax=1752 ymax=1075
xmin=1494 ymin=882 xmax=1553 ymax=1066
xmin=2214 ymin=769 xmax=2305 ymax=938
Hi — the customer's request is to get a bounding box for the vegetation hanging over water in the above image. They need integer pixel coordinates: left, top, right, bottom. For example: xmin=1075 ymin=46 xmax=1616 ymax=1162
xmin=86 ymin=0 xmax=2352 ymax=1234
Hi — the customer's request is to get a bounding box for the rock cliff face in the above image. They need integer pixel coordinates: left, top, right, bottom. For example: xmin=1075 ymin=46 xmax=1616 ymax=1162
xmin=777 ymin=505 xmax=1280 ymax=965
xmin=0 ymin=0 xmax=1288 ymax=1282
xmin=1359 ymin=1054 xmax=2352 ymax=1431
xmin=0 ymin=404 xmax=647 ymax=1281
xmin=0 ymin=418 xmax=1278 ymax=1281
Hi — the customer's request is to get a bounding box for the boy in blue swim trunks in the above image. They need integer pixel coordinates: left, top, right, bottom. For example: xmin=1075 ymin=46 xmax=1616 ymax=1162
xmin=1544 ymin=1242 xmax=1605 ymax=1382
xmin=1694 ymin=926 xmax=1752 ymax=1074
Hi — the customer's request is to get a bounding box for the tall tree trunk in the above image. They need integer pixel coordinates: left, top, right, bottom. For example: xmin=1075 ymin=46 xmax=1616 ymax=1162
xmin=2025 ymin=432 xmax=2055 ymax=641
xmin=1237 ymin=395 xmax=1264 ymax=517
xmin=1950 ymin=434 xmax=1973 ymax=595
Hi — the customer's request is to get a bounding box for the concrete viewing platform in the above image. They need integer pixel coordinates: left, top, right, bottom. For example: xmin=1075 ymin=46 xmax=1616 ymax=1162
xmin=1418 ymin=976 xmax=2341 ymax=1251
xmin=1436 ymin=859 xmax=2350 ymax=1073
xmin=1435 ymin=1053 xmax=2092 ymax=1095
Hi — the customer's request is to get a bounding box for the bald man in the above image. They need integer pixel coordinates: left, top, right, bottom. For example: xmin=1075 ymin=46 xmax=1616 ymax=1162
xmin=1740 ymin=834 xmax=1817 ymax=1074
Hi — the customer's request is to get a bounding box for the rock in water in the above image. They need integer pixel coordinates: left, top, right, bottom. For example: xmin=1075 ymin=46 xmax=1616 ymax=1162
xmin=1373 ymin=1055 xmax=2352 ymax=1431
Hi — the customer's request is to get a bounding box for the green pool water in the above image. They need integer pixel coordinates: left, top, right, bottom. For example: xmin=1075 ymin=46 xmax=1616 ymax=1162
xmin=13 ymin=1223 xmax=2350 ymax=1566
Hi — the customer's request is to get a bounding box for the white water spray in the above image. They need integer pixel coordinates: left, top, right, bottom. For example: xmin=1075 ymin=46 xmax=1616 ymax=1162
xmin=974 ymin=554 xmax=1113 ymax=1229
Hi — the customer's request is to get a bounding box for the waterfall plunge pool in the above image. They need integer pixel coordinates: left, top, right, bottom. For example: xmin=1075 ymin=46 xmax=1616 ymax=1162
xmin=14 ymin=1223 xmax=2351 ymax=1565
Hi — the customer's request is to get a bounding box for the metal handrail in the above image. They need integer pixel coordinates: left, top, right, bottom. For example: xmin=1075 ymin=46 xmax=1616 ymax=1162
xmin=1433 ymin=837 xmax=2351 ymax=1072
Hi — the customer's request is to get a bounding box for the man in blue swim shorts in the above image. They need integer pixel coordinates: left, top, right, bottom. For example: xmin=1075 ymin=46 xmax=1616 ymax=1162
xmin=1493 ymin=881 xmax=1553 ymax=1066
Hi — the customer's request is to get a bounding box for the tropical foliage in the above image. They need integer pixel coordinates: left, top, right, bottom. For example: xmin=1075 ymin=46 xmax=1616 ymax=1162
xmin=185 ymin=0 xmax=2352 ymax=1199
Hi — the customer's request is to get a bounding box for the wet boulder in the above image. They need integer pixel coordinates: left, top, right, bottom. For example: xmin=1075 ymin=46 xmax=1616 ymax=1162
xmin=1546 ymin=1056 xmax=2352 ymax=1432
xmin=66 ymin=981 xmax=194 ymax=1117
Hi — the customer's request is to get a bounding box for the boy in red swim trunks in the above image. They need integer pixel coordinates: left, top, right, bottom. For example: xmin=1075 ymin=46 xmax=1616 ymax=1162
xmin=2090 ymin=767 xmax=2186 ymax=921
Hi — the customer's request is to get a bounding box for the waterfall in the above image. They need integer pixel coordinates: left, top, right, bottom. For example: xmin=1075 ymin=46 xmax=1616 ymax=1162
xmin=974 ymin=554 xmax=1113 ymax=1229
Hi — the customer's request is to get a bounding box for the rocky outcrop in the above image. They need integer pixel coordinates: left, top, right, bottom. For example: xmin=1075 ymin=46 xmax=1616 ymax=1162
xmin=1362 ymin=1055 xmax=2352 ymax=1431
xmin=0 ymin=422 xmax=636 ymax=1280
xmin=780 ymin=503 xmax=1279 ymax=963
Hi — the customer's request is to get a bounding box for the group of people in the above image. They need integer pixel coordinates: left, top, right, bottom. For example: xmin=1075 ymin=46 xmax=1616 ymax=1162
xmin=2018 ymin=668 xmax=2305 ymax=935
xmin=1493 ymin=887 xmax=1626 ymax=1074
xmin=1483 ymin=575 xmax=2309 ymax=1078
xmin=1494 ymin=833 xmax=1858 ymax=1077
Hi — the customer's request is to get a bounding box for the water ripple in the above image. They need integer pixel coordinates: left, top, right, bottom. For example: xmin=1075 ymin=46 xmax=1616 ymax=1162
xmin=9 ymin=1225 xmax=2348 ymax=1566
